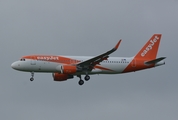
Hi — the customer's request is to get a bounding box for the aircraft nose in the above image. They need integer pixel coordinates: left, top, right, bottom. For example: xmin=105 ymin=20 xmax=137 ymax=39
xmin=11 ymin=62 xmax=19 ymax=70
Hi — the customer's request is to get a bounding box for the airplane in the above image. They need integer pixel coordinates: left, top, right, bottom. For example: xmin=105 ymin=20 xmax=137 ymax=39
xmin=11 ymin=34 xmax=166 ymax=85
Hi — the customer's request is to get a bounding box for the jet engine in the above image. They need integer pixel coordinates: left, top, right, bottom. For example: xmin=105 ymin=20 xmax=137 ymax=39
xmin=61 ymin=65 xmax=79 ymax=74
xmin=52 ymin=73 xmax=74 ymax=81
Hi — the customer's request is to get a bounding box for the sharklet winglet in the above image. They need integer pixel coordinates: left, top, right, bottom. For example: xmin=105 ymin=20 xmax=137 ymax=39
xmin=114 ymin=39 xmax=122 ymax=50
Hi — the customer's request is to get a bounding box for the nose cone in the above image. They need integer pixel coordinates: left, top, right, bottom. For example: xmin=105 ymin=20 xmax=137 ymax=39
xmin=11 ymin=62 xmax=19 ymax=70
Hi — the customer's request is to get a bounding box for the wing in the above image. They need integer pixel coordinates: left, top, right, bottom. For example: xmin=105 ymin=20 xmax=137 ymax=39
xmin=77 ymin=40 xmax=122 ymax=71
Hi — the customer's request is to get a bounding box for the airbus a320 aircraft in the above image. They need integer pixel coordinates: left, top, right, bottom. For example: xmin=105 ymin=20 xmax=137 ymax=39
xmin=11 ymin=34 xmax=166 ymax=85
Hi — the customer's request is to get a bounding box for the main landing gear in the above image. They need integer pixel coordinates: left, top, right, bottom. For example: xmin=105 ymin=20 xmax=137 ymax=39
xmin=30 ymin=72 xmax=34 ymax=81
xmin=84 ymin=75 xmax=90 ymax=81
xmin=77 ymin=75 xmax=90 ymax=86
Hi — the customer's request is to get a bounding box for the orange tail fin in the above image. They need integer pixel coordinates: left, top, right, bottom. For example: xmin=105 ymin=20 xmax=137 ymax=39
xmin=134 ymin=34 xmax=162 ymax=60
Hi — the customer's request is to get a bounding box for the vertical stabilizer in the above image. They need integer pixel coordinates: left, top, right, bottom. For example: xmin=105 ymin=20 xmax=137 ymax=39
xmin=134 ymin=34 xmax=162 ymax=60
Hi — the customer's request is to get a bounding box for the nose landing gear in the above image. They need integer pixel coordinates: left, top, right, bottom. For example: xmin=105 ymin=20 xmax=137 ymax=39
xmin=30 ymin=72 xmax=34 ymax=81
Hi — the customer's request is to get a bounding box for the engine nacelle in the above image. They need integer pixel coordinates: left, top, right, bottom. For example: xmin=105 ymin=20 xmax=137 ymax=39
xmin=52 ymin=73 xmax=74 ymax=81
xmin=61 ymin=65 xmax=78 ymax=74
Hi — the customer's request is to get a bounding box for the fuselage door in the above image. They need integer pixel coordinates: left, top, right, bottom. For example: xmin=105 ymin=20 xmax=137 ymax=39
xmin=31 ymin=56 xmax=36 ymax=65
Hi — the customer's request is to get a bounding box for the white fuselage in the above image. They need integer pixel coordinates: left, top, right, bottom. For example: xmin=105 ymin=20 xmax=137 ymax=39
xmin=11 ymin=56 xmax=134 ymax=75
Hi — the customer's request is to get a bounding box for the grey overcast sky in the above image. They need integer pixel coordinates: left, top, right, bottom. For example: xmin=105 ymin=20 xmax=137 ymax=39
xmin=0 ymin=0 xmax=177 ymax=120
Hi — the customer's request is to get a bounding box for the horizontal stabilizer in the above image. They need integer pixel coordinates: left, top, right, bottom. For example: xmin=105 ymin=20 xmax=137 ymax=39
xmin=145 ymin=57 xmax=166 ymax=65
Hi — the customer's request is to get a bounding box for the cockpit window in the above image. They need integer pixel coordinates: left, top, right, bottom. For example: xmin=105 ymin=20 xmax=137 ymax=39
xmin=20 ymin=58 xmax=26 ymax=61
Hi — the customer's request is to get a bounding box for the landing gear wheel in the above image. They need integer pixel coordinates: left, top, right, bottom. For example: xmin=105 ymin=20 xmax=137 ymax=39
xmin=30 ymin=78 xmax=34 ymax=81
xmin=78 ymin=80 xmax=84 ymax=85
xmin=84 ymin=75 xmax=90 ymax=81
xmin=30 ymin=72 xmax=34 ymax=81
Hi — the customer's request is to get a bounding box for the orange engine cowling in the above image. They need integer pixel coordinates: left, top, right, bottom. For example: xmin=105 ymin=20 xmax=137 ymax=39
xmin=61 ymin=65 xmax=78 ymax=74
xmin=52 ymin=73 xmax=74 ymax=81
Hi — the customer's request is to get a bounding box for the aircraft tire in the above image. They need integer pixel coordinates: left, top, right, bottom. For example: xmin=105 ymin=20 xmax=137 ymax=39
xmin=84 ymin=75 xmax=90 ymax=81
xmin=78 ymin=80 xmax=84 ymax=85
xmin=30 ymin=78 xmax=34 ymax=81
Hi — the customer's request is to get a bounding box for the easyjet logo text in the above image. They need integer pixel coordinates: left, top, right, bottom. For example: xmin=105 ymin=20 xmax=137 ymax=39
xmin=37 ymin=56 xmax=59 ymax=61
xmin=141 ymin=36 xmax=159 ymax=57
